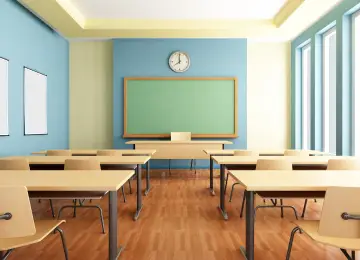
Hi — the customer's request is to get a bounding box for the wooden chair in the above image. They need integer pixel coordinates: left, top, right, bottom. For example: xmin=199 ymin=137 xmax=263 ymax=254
xmin=286 ymin=187 xmax=360 ymax=260
xmin=96 ymin=150 xmax=134 ymax=202
xmin=0 ymin=186 xmax=68 ymax=260
xmin=0 ymin=158 xmax=55 ymax=218
xmin=227 ymin=151 xmax=259 ymax=201
xmin=46 ymin=150 xmax=72 ymax=156
xmin=239 ymin=159 xmax=299 ymax=219
xmin=301 ymin=158 xmax=360 ymax=218
xmin=284 ymin=149 xmax=310 ymax=156
xmin=170 ymin=132 xmax=196 ymax=174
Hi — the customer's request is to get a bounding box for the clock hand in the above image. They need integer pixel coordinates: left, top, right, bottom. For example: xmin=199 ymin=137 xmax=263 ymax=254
xmin=178 ymin=53 xmax=181 ymax=64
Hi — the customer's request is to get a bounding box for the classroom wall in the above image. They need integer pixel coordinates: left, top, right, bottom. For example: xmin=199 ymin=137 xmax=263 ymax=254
xmin=0 ymin=0 xmax=69 ymax=156
xmin=291 ymin=0 xmax=360 ymax=155
xmin=113 ymin=39 xmax=247 ymax=168
xmin=247 ymin=41 xmax=291 ymax=150
xmin=69 ymin=41 xmax=113 ymax=149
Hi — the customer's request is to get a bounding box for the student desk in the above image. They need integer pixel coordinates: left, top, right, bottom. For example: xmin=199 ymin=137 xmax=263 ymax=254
xmin=31 ymin=149 xmax=156 ymax=156
xmin=211 ymin=155 xmax=349 ymax=220
xmin=228 ymin=170 xmax=360 ymax=260
xmin=204 ymin=150 xmax=335 ymax=195
xmin=126 ymin=141 xmax=232 ymax=159
xmin=0 ymin=170 xmax=134 ymax=260
xmin=6 ymin=156 xmax=151 ymax=220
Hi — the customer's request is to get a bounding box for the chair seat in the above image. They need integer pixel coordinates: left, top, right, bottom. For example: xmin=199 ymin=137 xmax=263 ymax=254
xmin=29 ymin=191 xmax=108 ymax=199
xmin=256 ymin=191 xmax=325 ymax=198
xmin=0 ymin=220 xmax=65 ymax=251
xmin=295 ymin=220 xmax=360 ymax=250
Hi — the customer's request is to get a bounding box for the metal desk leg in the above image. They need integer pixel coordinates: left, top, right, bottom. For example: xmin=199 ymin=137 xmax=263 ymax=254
xmin=134 ymin=164 xmax=143 ymax=221
xmin=145 ymin=161 xmax=151 ymax=196
xmin=218 ymin=164 xmax=228 ymax=220
xmin=109 ymin=191 xmax=123 ymax=260
xmin=210 ymin=156 xmax=215 ymax=196
xmin=240 ymin=190 xmax=255 ymax=260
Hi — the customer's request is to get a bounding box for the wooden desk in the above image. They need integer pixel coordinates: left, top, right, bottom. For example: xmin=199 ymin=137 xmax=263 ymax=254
xmin=127 ymin=140 xmax=232 ymax=159
xmin=0 ymin=170 xmax=134 ymax=260
xmin=211 ymin=155 xmax=351 ymax=220
xmin=5 ymin=156 xmax=151 ymax=220
xmin=228 ymin=170 xmax=360 ymax=260
xmin=32 ymin=149 xmax=156 ymax=156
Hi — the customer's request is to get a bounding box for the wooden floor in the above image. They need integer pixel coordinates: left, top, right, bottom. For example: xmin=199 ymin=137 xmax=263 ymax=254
xmin=8 ymin=170 xmax=352 ymax=260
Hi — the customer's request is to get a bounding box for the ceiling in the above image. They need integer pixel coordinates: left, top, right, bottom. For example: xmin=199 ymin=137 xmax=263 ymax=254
xmin=19 ymin=0 xmax=343 ymax=40
xmin=68 ymin=0 xmax=287 ymax=20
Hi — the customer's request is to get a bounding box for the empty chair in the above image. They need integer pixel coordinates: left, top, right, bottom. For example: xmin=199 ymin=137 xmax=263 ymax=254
xmin=284 ymin=150 xmax=310 ymax=156
xmin=301 ymin=158 xmax=360 ymax=218
xmin=239 ymin=159 xmax=299 ymax=219
xmin=46 ymin=150 xmax=72 ymax=156
xmin=227 ymin=150 xmax=259 ymax=199
xmin=169 ymin=132 xmax=196 ymax=174
xmin=286 ymin=187 xmax=360 ymax=260
xmin=0 ymin=186 xmax=68 ymax=260
xmin=96 ymin=150 xmax=133 ymax=201
xmin=0 ymin=158 xmax=55 ymax=218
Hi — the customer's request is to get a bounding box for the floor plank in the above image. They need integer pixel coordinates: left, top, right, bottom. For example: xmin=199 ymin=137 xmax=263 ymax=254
xmin=6 ymin=170 xmax=350 ymax=259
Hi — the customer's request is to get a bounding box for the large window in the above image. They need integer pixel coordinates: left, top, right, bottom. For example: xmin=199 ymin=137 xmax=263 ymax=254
xmin=354 ymin=11 xmax=360 ymax=155
xmin=302 ymin=44 xmax=311 ymax=149
xmin=323 ymin=28 xmax=337 ymax=154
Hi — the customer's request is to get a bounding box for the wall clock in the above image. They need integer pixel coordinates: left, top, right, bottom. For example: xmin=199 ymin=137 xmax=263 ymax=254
xmin=168 ymin=51 xmax=190 ymax=73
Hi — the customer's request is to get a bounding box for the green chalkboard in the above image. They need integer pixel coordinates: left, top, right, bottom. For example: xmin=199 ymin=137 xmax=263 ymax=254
xmin=123 ymin=77 xmax=237 ymax=138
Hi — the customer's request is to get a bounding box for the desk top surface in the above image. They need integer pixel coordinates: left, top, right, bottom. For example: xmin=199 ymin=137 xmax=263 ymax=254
xmin=203 ymin=149 xmax=334 ymax=156
xmin=229 ymin=170 xmax=360 ymax=191
xmin=31 ymin=149 xmax=156 ymax=156
xmin=4 ymin=156 xmax=151 ymax=165
xmin=212 ymin=155 xmax=353 ymax=165
xmin=126 ymin=140 xmax=232 ymax=144
xmin=0 ymin=170 xmax=134 ymax=191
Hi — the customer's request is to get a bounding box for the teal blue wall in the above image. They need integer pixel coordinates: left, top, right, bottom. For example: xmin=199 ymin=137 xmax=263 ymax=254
xmin=0 ymin=0 xmax=69 ymax=156
xmin=291 ymin=0 xmax=360 ymax=155
xmin=113 ymin=39 xmax=247 ymax=169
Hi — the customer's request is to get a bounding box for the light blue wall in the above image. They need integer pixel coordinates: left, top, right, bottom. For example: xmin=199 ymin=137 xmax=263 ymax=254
xmin=0 ymin=0 xmax=69 ymax=156
xmin=291 ymin=0 xmax=360 ymax=155
xmin=113 ymin=38 xmax=247 ymax=168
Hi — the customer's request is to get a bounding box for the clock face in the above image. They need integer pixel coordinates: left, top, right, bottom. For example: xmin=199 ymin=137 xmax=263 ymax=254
xmin=169 ymin=51 xmax=190 ymax=73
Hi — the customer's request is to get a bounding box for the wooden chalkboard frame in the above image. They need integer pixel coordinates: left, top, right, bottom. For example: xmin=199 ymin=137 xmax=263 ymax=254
xmin=123 ymin=77 xmax=238 ymax=138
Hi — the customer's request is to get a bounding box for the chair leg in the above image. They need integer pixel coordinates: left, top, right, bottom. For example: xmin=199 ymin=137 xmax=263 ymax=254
xmin=301 ymin=199 xmax=308 ymax=218
xmin=49 ymin=199 xmax=55 ymax=218
xmin=73 ymin=199 xmax=77 ymax=218
xmin=280 ymin=199 xmax=284 ymax=218
xmin=229 ymin=183 xmax=241 ymax=202
xmin=95 ymin=205 xmax=106 ymax=234
xmin=286 ymin=227 xmax=301 ymax=260
xmin=240 ymin=191 xmax=246 ymax=218
xmin=190 ymin=159 xmax=193 ymax=171
xmin=128 ymin=179 xmax=132 ymax=194
xmin=169 ymin=159 xmax=171 ymax=175
xmin=340 ymin=249 xmax=355 ymax=260
xmin=121 ymin=186 xmax=126 ymax=203
xmin=352 ymin=251 xmax=356 ymax=260
xmin=225 ymin=172 xmax=230 ymax=195
xmin=194 ymin=159 xmax=196 ymax=174
xmin=54 ymin=227 xmax=69 ymax=260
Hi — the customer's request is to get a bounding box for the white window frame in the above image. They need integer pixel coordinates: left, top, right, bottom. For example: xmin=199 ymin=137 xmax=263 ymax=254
xmin=302 ymin=44 xmax=311 ymax=150
xmin=322 ymin=27 xmax=336 ymax=153
xmin=353 ymin=10 xmax=360 ymax=155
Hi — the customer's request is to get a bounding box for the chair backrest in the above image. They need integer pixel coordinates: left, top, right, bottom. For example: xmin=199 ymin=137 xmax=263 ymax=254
xmin=97 ymin=150 xmax=122 ymax=156
xmin=171 ymin=132 xmax=191 ymax=141
xmin=284 ymin=150 xmax=310 ymax=156
xmin=64 ymin=158 xmax=101 ymax=170
xmin=256 ymin=159 xmax=292 ymax=170
xmin=0 ymin=186 xmax=36 ymax=238
xmin=46 ymin=150 xmax=72 ymax=156
xmin=327 ymin=159 xmax=360 ymax=170
xmin=318 ymin=187 xmax=360 ymax=238
xmin=0 ymin=158 xmax=30 ymax=170
xmin=234 ymin=150 xmax=259 ymax=156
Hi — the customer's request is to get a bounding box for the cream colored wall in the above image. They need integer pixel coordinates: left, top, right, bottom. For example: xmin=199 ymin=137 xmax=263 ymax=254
xmin=69 ymin=40 xmax=113 ymax=149
xmin=247 ymin=41 xmax=290 ymax=149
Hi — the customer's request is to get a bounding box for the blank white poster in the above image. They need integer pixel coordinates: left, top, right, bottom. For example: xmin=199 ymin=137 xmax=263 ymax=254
xmin=24 ymin=68 xmax=47 ymax=135
xmin=0 ymin=58 xmax=9 ymax=136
